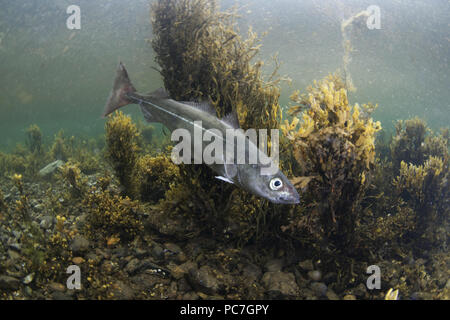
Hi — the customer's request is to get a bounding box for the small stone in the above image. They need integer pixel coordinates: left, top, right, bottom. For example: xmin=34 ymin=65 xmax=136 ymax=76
xmin=264 ymin=259 xmax=283 ymax=272
xmin=150 ymin=243 xmax=164 ymax=261
xmin=110 ymin=280 xmax=135 ymax=300
xmin=310 ymin=282 xmax=327 ymax=297
xmin=308 ymin=270 xmax=322 ymax=282
xmin=168 ymin=263 xmax=186 ymax=280
xmin=134 ymin=248 xmax=148 ymax=258
xmin=183 ymin=292 xmax=199 ymax=300
xmin=25 ymin=286 xmax=33 ymax=296
xmin=70 ymin=236 xmax=90 ymax=254
xmin=242 ymin=263 xmax=262 ymax=283
xmin=326 ymin=289 xmax=340 ymax=300
xmin=352 ymin=283 xmax=367 ymax=298
xmin=34 ymin=203 xmax=44 ymax=212
xmin=8 ymin=243 xmax=21 ymax=251
xmin=40 ymin=215 xmax=54 ymax=230
xmin=188 ymin=265 xmax=220 ymax=295
xmin=164 ymin=242 xmax=187 ymax=263
xmin=48 ymin=282 xmax=66 ymax=292
xmin=125 ymin=258 xmax=141 ymax=275
xmin=445 ymin=279 xmax=450 ymax=289
xmin=298 ymin=259 xmax=314 ymax=271
xmin=262 ymin=271 xmax=299 ymax=297
xmin=52 ymin=291 xmax=72 ymax=300
xmin=38 ymin=160 xmax=64 ymax=178
xmin=322 ymin=272 xmax=337 ymax=285
xmin=164 ymin=242 xmax=182 ymax=254
xmin=0 ymin=275 xmax=20 ymax=291
xmin=72 ymin=257 xmax=85 ymax=264
xmin=23 ymin=273 xmax=34 ymax=285
xmin=343 ymin=294 xmax=357 ymax=300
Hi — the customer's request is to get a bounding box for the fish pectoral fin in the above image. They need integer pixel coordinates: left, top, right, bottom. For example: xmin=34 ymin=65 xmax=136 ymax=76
xmin=224 ymin=163 xmax=238 ymax=178
xmin=215 ymin=176 xmax=234 ymax=184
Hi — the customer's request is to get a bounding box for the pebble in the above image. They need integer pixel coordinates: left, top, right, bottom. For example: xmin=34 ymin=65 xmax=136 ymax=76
xmin=264 ymin=259 xmax=283 ymax=272
xmin=242 ymin=263 xmax=262 ymax=283
xmin=298 ymin=259 xmax=314 ymax=271
xmin=326 ymin=288 xmax=340 ymax=300
xmin=183 ymin=292 xmax=199 ymax=300
xmin=125 ymin=258 xmax=141 ymax=275
xmin=38 ymin=160 xmax=64 ymax=178
xmin=343 ymin=294 xmax=357 ymax=300
xmin=188 ymin=265 xmax=220 ymax=295
xmin=307 ymin=270 xmax=322 ymax=282
xmin=310 ymin=282 xmax=328 ymax=297
xmin=48 ymin=282 xmax=66 ymax=292
xmin=70 ymin=236 xmax=90 ymax=254
xmin=22 ymin=273 xmax=34 ymax=285
xmin=72 ymin=257 xmax=85 ymax=265
xmin=0 ymin=275 xmax=20 ymax=291
xmin=262 ymin=271 xmax=299 ymax=297
xmin=40 ymin=215 xmax=54 ymax=230
xmin=150 ymin=243 xmax=164 ymax=261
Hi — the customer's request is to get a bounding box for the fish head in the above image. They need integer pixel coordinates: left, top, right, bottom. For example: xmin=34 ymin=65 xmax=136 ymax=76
xmin=239 ymin=164 xmax=300 ymax=204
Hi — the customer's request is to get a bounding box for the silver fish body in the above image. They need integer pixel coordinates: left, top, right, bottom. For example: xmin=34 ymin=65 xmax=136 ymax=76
xmin=103 ymin=62 xmax=300 ymax=204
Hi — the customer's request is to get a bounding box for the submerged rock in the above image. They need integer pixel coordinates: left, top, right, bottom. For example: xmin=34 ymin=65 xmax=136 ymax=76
xmin=70 ymin=236 xmax=90 ymax=254
xmin=307 ymin=270 xmax=322 ymax=282
xmin=40 ymin=215 xmax=54 ymax=230
xmin=188 ymin=265 xmax=220 ymax=295
xmin=38 ymin=160 xmax=64 ymax=178
xmin=0 ymin=275 xmax=20 ymax=291
xmin=298 ymin=259 xmax=314 ymax=271
xmin=310 ymin=282 xmax=328 ymax=297
xmin=262 ymin=271 xmax=299 ymax=298
xmin=264 ymin=259 xmax=283 ymax=272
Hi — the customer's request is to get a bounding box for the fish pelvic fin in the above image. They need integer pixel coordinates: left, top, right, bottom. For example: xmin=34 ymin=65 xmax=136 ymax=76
xmin=102 ymin=62 xmax=136 ymax=117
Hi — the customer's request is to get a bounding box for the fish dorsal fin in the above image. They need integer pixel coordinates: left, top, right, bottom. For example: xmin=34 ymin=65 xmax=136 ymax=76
xmin=222 ymin=111 xmax=240 ymax=128
xmin=181 ymin=100 xmax=217 ymax=116
xmin=149 ymin=87 xmax=170 ymax=99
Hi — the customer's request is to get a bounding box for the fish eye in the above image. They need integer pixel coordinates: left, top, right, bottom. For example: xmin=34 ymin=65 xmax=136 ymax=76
xmin=269 ymin=178 xmax=283 ymax=191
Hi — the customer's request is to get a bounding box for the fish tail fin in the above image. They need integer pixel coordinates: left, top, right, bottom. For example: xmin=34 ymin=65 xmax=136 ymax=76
xmin=102 ymin=62 xmax=136 ymax=117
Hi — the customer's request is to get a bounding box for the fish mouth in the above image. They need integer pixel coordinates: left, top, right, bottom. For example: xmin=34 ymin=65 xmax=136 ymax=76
xmin=275 ymin=194 xmax=300 ymax=205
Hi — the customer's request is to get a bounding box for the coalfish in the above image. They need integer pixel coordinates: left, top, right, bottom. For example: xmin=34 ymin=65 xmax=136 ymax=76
xmin=103 ymin=62 xmax=300 ymax=204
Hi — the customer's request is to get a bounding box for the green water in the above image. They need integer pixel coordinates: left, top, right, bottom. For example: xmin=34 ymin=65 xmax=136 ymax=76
xmin=0 ymin=0 xmax=448 ymax=147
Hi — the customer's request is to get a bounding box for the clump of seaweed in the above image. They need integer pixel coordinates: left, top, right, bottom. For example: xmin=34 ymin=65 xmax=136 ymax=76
xmin=0 ymin=152 xmax=27 ymax=177
xmin=281 ymin=73 xmax=381 ymax=248
xmin=49 ymin=130 xmax=70 ymax=161
xmin=58 ymin=161 xmax=88 ymax=199
xmin=393 ymin=156 xmax=449 ymax=244
xmin=12 ymin=173 xmax=31 ymax=221
xmin=135 ymin=151 xmax=180 ymax=203
xmin=390 ymin=118 xmax=428 ymax=171
xmin=25 ymin=124 xmax=43 ymax=154
xmin=390 ymin=118 xmax=448 ymax=171
xmin=104 ymin=111 xmax=141 ymax=196
xmin=150 ymin=0 xmax=285 ymax=244
xmin=83 ymin=185 xmax=144 ymax=242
